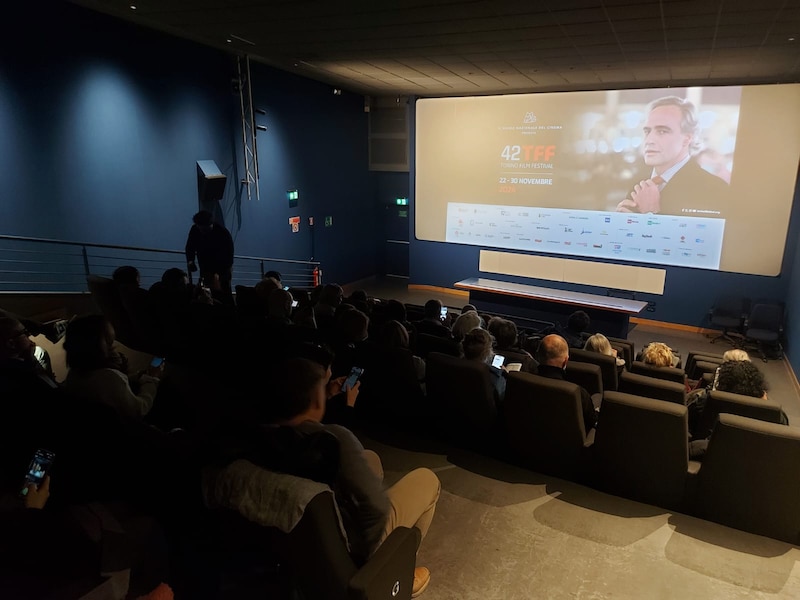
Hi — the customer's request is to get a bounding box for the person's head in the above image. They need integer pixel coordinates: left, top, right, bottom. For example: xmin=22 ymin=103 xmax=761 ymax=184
xmin=64 ymin=314 xmax=115 ymax=372
xmin=537 ymin=334 xmax=569 ymax=368
xmin=112 ymin=265 xmax=140 ymax=287
xmin=267 ymin=288 xmax=293 ymax=319
xmin=384 ymin=299 xmax=407 ymax=323
xmin=567 ymin=310 xmax=590 ymax=333
xmin=338 ymin=309 xmax=369 ymax=343
xmin=255 ymin=277 xmax=282 ymax=303
xmin=161 ymin=267 xmax=189 ymax=288
xmin=192 ymin=210 xmax=214 ymax=233
xmin=462 ymin=328 xmax=494 ymax=363
xmin=380 ymin=320 xmax=410 ymax=350
xmin=269 ymin=357 xmax=329 ymax=423
xmin=264 ymin=270 xmax=282 ymax=283
xmin=319 ymin=284 xmax=344 ymax=307
xmin=461 ymin=304 xmax=477 ymax=314
xmin=716 ymin=359 xmax=767 ymax=398
xmin=487 ymin=317 xmax=518 ymax=350
xmin=584 ymin=333 xmax=614 ymax=357
xmin=643 ymin=96 xmax=699 ymax=175
xmin=641 ymin=342 xmax=674 ymax=368
xmin=424 ymin=299 xmax=443 ymax=320
xmin=452 ymin=311 xmax=483 ymax=342
xmin=0 ymin=317 xmax=35 ymax=361
xmin=348 ymin=289 xmax=368 ymax=304
xmin=722 ymin=349 xmax=750 ymax=362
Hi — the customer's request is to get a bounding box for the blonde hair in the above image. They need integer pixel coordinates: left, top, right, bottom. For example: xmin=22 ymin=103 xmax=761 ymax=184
xmin=642 ymin=342 xmax=674 ymax=368
xmin=722 ymin=349 xmax=750 ymax=362
xmin=584 ymin=333 xmax=614 ymax=356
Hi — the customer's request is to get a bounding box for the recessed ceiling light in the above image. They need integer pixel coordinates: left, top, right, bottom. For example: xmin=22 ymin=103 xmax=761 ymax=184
xmin=130 ymin=4 xmax=136 ymax=9
xmin=226 ymin=38 xmax=232 ymax=43
xmin=789 ymin=36 xmax=796 ymax=42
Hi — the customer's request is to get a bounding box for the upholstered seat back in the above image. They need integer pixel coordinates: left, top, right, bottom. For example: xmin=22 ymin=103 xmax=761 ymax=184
xmin=630 ymin=361 xmax=686 ymax=384
xmin=619 ymin=371 xmax=686 ymax=405
xmin=692 ymin=414 xmax=800 ymax=544
xmin=568 ymin=348 xmax=618 ymax=391
xmin=426 ymin=352 xmax=498 ymax=441
xmin=503 ymin=372 xmax=592 ymax=479
xmin=593 ymin=392 xmax=692 ymax=509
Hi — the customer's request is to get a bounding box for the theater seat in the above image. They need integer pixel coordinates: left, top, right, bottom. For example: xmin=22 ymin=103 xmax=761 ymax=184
xmin=503 ymin=372 xmax=594 ymax=481
xmin=690 ymin=414 xmax=800 ymax=545
xmin=630 ymin=361 xmax=686 ymax=385
xmin=695 ymin=389 xmax=785 ymax=440
xmin=568 ymin=348 xmax=618 ymax=392
xmin=619 ymin=371 xmax=686 ymax=405
xmin=592 ymin=392 xmax=698 ymax=510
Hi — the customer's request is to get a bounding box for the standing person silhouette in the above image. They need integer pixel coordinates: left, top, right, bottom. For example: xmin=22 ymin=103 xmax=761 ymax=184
xmin=184 ymin=210 xmax=234 ymax=302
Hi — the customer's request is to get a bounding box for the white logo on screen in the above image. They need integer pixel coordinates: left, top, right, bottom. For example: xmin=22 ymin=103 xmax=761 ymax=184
xmin=523 ymin=112 xmax=537 ymax=123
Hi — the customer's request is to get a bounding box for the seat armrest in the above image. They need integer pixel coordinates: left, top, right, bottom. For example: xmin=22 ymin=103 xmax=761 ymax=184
xmin=349 ymin=526 xmax=420 ymax=600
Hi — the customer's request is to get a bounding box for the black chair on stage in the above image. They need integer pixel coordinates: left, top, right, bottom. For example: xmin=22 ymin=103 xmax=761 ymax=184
xmin=707 ymin=296 xmax=749 ymax=346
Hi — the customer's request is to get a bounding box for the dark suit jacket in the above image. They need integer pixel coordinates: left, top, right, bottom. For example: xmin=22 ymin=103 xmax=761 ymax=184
xmin=657 ymin=159 xmax=729 ymax=217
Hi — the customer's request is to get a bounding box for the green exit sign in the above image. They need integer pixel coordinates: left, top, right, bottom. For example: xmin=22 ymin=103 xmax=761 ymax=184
xmin=395 ymin=197 xmax=408 ymax=206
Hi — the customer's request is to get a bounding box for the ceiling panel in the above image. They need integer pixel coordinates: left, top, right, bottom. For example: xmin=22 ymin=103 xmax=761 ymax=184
xmin=69 ymin=0 xmax=800 ymax=96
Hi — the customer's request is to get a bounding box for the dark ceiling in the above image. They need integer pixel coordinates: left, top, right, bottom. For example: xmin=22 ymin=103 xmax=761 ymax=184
xmin=71 ymin=0 xmax=800 ymax=97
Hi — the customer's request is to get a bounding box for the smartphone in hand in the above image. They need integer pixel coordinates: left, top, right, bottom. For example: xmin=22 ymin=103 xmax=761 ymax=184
xmin=150 ymin=356 xmax=165 ymax=369
xmin=20 ymin=448 xmax=55 ymax=497
xmin=343 ymin=366 xmax=364 ymax=391
xmin=491 ymin=354 xmax=505 ymax=369
xmin=440 ymin=306 xmax=448 ymax=321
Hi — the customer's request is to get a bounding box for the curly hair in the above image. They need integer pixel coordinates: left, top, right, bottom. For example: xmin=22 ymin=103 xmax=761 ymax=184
xmin=641 ymin=342 xmax=674 ymax=368
xmin=716 ymin=360 xmax=767 ymax=398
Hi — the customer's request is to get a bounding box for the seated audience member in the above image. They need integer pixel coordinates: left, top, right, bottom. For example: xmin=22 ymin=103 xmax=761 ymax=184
xmin=461 ymin=304 xmax=477 ymax=314
xmin=488 ymin=317 xmax=538 ymax=373
xmin=710 ymin=349 xmax=750 ymax=390
xmin=0 ymin=307 xmax=67 ymax=344
xmin=584 ymin=333 xmax=626 ymax=371
xmin=344 ymin=289 xmax=371 ymax=315
xmin=266 ymin=288 xmax=294 ymax=326
xmin=315 ymin=283 xmax=344 ymax=318
xmin=688 ymin=359 xmax=787 ymax=459
xmin=384 ymin=299 xmax=413 ymax=332
xmin=254 ymin=276 xmax=282 ymax=310
xmin=414 ymin=299 xmax=452 ymax=339
xmin=0 ymin=316 xmax=59 ymax=387
xmin=264 ymin=270 xmax=282 ymax=285
xmin=461 ymin=328 xmax=506 ymax=405
xmin=380 ymin=320 xmax=426 ymax=385
xmin=0 ymin=318 xmax=62 ymax=494
xmin=715 ymin=359 xmax=777 ymax=404
xmin=563 ymin=310 xmax=591 ymax=349
xmin=0 ymin=474 xmax=173 ymax=600
xmin=451 ymin=311 xmax=483 ymax=343
xmin=63 ymin=315 xmax=163 ymax=419
xmin=641 ymin=341 xmax=680 ymax=368
xmin=112 ymin=265 xmax=141 ymax=287
xmin=257 ymin=357 xmax=440 ymax=596
xmin=536 ymin=334 xmax=598 ymax=435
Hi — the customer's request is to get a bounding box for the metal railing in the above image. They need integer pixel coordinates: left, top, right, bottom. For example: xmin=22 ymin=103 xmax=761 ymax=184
xmin=0 ymin=234 xmax=321 ymax=293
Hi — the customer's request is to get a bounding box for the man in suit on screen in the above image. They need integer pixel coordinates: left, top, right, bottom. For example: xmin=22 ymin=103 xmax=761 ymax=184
xmin=616 ymin=96 xmax=728 ymax=217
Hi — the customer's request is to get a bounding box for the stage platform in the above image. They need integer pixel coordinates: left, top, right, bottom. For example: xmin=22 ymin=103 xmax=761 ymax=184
xmin=455 ymin=277 xmax=648 ymax=338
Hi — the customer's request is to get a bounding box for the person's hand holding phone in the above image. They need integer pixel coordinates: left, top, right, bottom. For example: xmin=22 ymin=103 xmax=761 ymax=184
xmin=147 ymin=356 xmax=165 ymax=378
xmin=326 ymin=376 xmax=346 ymax=399
xmin=23 ymin=475 xmax=50 ymax=510
xmin=344 ymin=379 xmax=360 ymax=408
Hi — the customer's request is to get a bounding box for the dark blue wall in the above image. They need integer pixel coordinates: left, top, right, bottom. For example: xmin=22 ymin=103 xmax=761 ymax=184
xmin=0 ymin=2 xmax=377 ymax=285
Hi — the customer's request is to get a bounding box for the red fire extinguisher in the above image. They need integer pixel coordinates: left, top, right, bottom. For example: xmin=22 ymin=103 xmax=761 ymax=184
xmin=312 ymin=266 xmax=321 ymax=287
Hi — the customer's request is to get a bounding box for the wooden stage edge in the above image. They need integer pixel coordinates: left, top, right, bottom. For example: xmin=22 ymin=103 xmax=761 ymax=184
xmin=408 ymin=283 xmax=725 ymax=336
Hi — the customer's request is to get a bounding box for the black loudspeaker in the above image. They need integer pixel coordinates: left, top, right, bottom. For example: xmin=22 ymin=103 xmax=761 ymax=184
xmin=196 ymin=160 xmax=227 ymax=204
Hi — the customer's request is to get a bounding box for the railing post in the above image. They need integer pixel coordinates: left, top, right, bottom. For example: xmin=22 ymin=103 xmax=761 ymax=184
xmin=260 ymin=260 xmax=265 ymax=279
xmin=81 ymin=245 xmax=90 ymax=278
